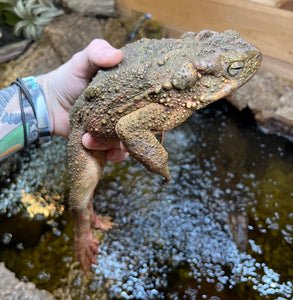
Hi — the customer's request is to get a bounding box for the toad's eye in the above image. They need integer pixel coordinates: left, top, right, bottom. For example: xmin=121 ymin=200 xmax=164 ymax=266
xmin=227 ymin=61 xmax=244 ymax=77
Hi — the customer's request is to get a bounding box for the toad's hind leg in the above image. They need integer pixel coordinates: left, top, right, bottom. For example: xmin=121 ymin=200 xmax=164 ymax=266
xmin=68 ymin=127 xmax=113 ymax=276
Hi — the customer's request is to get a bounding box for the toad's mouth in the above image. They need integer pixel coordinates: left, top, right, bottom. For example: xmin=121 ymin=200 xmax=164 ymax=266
xmin=181 ymin=76 xmax=239 ymax=109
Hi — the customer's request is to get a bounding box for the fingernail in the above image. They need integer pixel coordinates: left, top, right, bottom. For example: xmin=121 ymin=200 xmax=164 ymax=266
xmin=82 ymin=134 xmax=90 ymax=146
xmin=83 ymin=133 xmax=101 ymax=149
xmin=102 ymin=48 xmax=120 ymax=58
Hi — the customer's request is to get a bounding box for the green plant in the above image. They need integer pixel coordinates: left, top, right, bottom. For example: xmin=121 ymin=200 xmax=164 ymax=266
xmin=0 ymin=0 xmax=63 ymax=40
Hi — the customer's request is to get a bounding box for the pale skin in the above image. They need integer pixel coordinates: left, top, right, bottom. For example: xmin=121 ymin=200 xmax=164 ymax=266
xmin=37 ymin=39 xmax=128 ymax=162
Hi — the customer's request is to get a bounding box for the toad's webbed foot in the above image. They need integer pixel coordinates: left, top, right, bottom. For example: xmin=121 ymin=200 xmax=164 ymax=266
xmin=73 ymin=210 xmax=114 ymax=277
xmin=74 ymin=229 xmax=100 ymax=276
xmin=92 ymin=214 xmax=115 ymax=231
xmin=71 ymin=201 xmax=114 ymax=276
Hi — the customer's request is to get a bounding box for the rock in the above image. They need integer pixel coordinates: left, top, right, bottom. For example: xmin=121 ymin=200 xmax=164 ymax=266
xmin=63 ymin=0 xmax=115 ymax=17
xmin=227 ymin=72 xmax=293 ymax=140
xmin=0 ymin=136 xmax=68 ymax=214
xmin=0 ymin=38 xmax=62 ymax=89
xmin=0 ymin=155 xmax=21 ymax=187
xmin=43 ymin=13 xmax=105 ymax=62
xmin=226 ymin=211 xmax=248 ymax=251
xmin=0 ymin=263 xmax=55 ymax=300
xmin=0 ymin=13 xmax=105 ymax=89
xmin=0 ymin=23 xmax=31 ymax=63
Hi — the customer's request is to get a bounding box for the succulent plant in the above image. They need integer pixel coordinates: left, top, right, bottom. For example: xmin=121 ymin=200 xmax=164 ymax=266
xmin=0 ymin=0 xmax=63 ymax=40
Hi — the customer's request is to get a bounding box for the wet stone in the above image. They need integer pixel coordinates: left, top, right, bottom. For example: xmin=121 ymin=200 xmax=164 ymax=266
xmin=0 ymin=262 xmax=55 ymax=300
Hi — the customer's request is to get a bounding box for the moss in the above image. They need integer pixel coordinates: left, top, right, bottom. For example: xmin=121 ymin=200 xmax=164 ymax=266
xmin=103 ymin=13 xmax=167 ymax=49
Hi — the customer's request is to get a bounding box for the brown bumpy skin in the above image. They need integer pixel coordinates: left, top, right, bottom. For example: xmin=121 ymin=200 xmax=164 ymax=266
xmin=68 ymin=30 xmax=262 ymax=275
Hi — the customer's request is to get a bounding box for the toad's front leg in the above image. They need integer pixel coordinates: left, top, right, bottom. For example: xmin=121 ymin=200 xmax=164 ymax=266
xmin=116 ymin=103 xmax=178 ymax=184
xmin=68 ymin=127 xmax=114 ymax=276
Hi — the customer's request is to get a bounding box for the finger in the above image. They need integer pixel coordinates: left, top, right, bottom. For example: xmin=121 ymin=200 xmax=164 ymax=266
xmin=82 ymin=134 xmax=129 ymax=162
xmin=82 ymin=133 xmax=128 ymax=152
xmin=119 ymin=142 xmax=128 ymax=153
xmin=70 ymin=39 xmax=123 ymax=79
xmin=86 ymin=39 xmax=123 ymax=68
xmin=107 ymin=149 xmax=129 ymax=163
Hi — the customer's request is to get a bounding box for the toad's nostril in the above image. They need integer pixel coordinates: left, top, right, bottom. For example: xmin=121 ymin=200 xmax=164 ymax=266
xmin=255 ymin=54 xmax=262 ymax=60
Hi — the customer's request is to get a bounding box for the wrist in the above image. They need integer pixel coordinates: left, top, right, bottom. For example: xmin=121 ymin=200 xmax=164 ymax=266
xmin=36 ymin=71 xmax=72 ymax=139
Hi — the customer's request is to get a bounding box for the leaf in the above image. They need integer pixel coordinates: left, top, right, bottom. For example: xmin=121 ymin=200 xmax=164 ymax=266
xmin=26 ymin=0 xmax=36 ymax=8
xmin=0 ymin=0 xmax=16 ymax=5
xmin=24 ymin=22 xmax=38 ymax=39
xmin=3 ymin=10 xmax=21 ymax=25
xmin=9 ymin=0 xmax=63 ymax=40
xmin=13 ymin=0 xmax=27 ymax=18
xmin=33 ymin=16 xmax=51 ymax=25
xmin=14 ymin=18 xmax=27 ymax=35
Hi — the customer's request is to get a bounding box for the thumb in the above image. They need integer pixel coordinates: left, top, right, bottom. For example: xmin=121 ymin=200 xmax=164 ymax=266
xmin=69 ymin=39 xmax=123 ymax=79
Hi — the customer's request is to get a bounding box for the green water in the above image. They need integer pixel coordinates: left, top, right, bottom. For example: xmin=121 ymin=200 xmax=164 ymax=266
xmin=0 ymin=100 xmax=292 ymax=299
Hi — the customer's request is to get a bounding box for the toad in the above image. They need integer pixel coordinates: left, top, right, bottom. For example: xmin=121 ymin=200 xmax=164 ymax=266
xmin=68 ymin=30 xmax=261 ymax=275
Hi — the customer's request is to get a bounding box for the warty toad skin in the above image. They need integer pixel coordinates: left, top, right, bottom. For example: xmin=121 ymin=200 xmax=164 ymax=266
xmin=68 ymin=30 xmax=262 ymax=275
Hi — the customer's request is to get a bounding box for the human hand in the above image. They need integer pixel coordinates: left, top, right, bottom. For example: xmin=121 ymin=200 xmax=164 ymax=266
xmin=37 ymin=39 xmax=128 ymax=163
